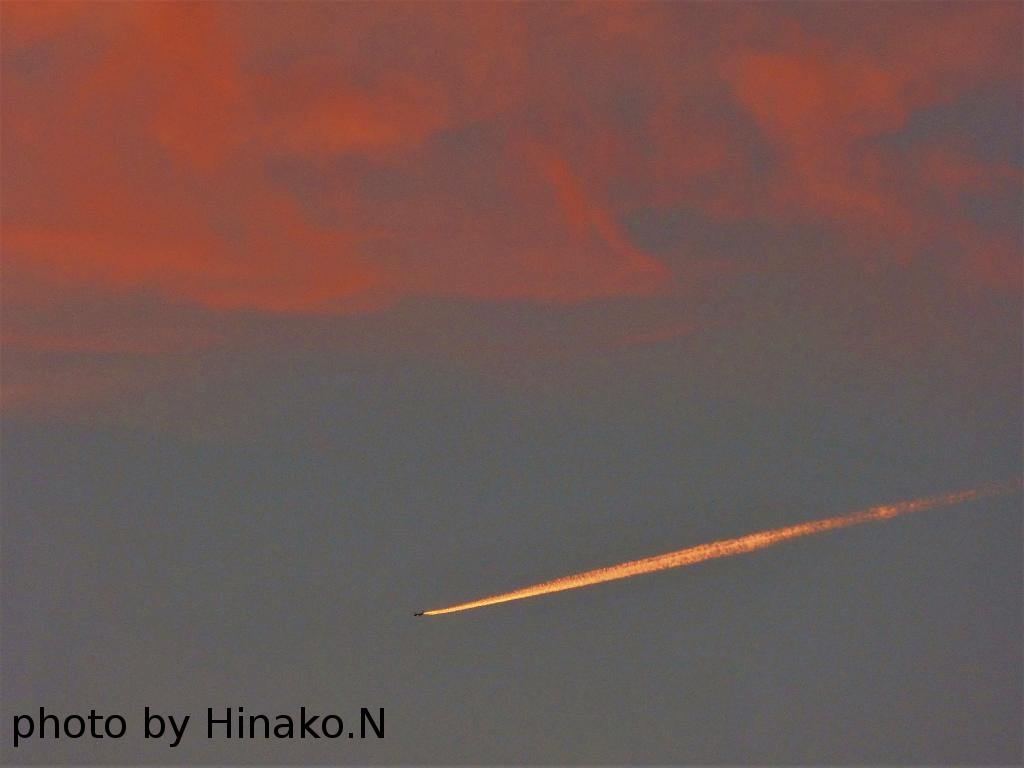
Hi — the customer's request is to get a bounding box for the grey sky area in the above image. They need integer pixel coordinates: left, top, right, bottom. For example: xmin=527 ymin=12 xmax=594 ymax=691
xmin=3 ymin=283 xmax=1020 ymax=764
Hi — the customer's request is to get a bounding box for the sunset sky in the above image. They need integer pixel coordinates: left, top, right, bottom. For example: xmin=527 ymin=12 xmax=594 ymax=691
xmin=2 ymin=2 xmax=1021 ymax=763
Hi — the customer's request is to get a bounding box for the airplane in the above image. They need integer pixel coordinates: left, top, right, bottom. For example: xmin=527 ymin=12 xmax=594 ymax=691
xmin=414 ymin=612 xmax=424 ymax=617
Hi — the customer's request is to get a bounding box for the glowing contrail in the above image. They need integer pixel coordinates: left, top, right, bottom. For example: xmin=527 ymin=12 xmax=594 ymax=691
xmin=419 ymin=483 xmax=1018 ymax=616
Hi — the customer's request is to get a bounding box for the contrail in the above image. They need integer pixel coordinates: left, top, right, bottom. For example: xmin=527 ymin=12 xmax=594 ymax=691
xmin=419 ymin=482 xmax=1018 ymax=616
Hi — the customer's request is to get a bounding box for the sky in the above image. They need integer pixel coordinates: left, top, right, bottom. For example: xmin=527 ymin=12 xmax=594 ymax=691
xmin=1 ymin=2 xmax=1021 ymax=764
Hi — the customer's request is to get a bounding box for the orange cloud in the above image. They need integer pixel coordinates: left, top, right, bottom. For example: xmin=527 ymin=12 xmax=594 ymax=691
xmin=2 ymin=3 xmax=676 ymax=317
xmin=1 ymin=2 xmax=1019 ymax=415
